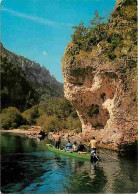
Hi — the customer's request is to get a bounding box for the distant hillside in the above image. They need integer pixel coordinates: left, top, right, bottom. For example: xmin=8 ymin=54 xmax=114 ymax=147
xmin=1 ymin=43 xmax=63 ymax=98
xmin=1 ymin=43 xmax=63 ymax=111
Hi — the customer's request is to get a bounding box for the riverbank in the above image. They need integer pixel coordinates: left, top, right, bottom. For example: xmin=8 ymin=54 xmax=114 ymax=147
xmin=1 ymin=126 xmax=136 ymax=152
xmin=0 ymin=126 xmax=116 ymax=150
xmin=1 ymin=126 xmax=46 ymax=139
xmin=1 ymin=126 xmax=83 ymax=145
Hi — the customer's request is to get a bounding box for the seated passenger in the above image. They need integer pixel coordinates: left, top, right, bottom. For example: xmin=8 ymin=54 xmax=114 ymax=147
xmin=72 ymin=141 xmax=78 ymax=152
xmin=65 ymin=140 xmax=72 ymax=151
xmin=77 ymin=142 xmax=86 ymax=152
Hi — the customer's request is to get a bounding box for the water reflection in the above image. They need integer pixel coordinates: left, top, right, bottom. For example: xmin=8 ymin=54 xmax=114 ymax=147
xmin=65 ymin=160 xmax=107 ymax=193
xmin=1 ymin=133 xmax=137 ymax=193
xmin=113 ymin=159 xmax=138 ymax=193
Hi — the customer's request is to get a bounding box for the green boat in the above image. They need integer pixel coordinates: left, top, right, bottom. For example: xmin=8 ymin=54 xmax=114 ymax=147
xmin=46 ymin=144 xmax=91 ymax=160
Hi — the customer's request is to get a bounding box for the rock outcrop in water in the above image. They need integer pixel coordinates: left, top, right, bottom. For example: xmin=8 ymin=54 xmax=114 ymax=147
xmin=62 ymin=0 xmax=137 ymax=150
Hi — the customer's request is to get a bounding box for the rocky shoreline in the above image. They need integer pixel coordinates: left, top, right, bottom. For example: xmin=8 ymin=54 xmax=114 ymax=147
xmin=2 ymin=126 xmax=136 ymax=151
xmin=0 ymin=125 xmax=114 ymax=149
xmin=1 ymin=126 xmax=84 ymax=145
xmin=1 ymin=126 xmax=47 ymax=139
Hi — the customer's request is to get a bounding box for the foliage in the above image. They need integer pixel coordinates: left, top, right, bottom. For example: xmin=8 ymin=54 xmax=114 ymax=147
xmin=1 ymin=107 xmax=27 ymax=130
xmin=71 ymin=11 xmax=106 ymax=51
xmin=33 ymin=81 xmax=63 ymax=99
xmin=107 ymin=33 xmax=123 ymax=51
xmin=18 ymin=125 xmax=29 ymax=129
xmin=39 ymin=97 xmax=77 ymax=119
xmin=90 ymin=11 xmax=106 ymax=43
xmin=108 ymin=52 xmax=116 ymax=60
xmin=114 ymin=5 xmax=136 ymax=21
xmin=66 ymin=117 xmax=82 ymax=133
xmin=22 ymin=105 xmax=39 ymax=125
xmin=104 ymin=72 xmax=118 ymax=79
xmin=128 ymin=29 xmax=137 ymax=43
xmin=71 ymin=21 xmax=90 ymax=51
xmin=36 ymin=115 xmax=62 ymax=132
xmin=1 ymin=56 xmax=39 ymax=112
xmin=35 ymin=97 xmax=81 ymax=132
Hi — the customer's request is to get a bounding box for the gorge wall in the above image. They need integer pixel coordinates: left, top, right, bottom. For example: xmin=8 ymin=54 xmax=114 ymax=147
xmin=62 ymin=0 xmax=137 ymax=150
xmin=1 ymin=43 xmax=63 ymax=98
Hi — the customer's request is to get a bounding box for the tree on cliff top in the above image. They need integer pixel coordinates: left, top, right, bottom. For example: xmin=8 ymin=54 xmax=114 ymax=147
xmin=71 ymin=11 xmax=106 ymax=51
xmin=90 ymin=11 xmax=105 ymax=43
xmin=71 ymin=21 xmax=89 ymax=51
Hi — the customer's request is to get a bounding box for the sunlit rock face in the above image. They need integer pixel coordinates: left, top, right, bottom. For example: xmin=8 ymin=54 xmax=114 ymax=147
xmin=62 ymin=1 xmax=137 ymax=150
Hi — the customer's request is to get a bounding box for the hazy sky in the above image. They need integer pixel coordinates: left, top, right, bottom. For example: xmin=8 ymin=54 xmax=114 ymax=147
xmin=1 ymin=0 xmax=116 ymax=82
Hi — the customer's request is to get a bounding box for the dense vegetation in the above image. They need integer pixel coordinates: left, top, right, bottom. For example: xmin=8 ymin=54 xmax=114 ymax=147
xmin=1 ymin=47 xmax=81 ymax=133
xmin=33 ymin=82 xmax=63 ymax=101
xmin=1 ymin=55 xmax=39 ymax=111
xmin=1 ymin=42 xmax=63 ymax=112
xmin=71 ymin=11 xmax=106 ymax=52
xmin=1 ymin=107 xmax=27 ymax=130
xmin=1 ymin=97 xmax=82 ymax=133
xmin=68 ymin=0 xmax=136 ymax=61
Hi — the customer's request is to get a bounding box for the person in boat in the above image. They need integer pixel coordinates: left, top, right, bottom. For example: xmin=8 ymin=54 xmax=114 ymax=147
xmin=54 ymin=132 xmax=61 ymax=149
xmin=90 ymin=136 xmax=97 ymax=152
xmin=72 ymin=141 xmax=78 ymax=152
xmin=77 ymin=141 xmax=86 ymax=152
xmin=89 ymin=137 xmax=99 ymax=162
xmin=65 ymin=139 xmax=72 ymax=151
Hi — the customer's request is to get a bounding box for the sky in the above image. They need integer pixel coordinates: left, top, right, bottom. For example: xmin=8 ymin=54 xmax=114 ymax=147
xmin=1 ymin=0 xmax=116 ymax=83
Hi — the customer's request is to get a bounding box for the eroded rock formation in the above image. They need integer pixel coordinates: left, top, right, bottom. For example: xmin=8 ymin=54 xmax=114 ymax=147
xmin=62 ymin=0 xmax=137 ymax=150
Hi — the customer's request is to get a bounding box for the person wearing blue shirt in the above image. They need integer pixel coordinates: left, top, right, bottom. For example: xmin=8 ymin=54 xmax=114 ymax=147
xmin=65 ymin=139 xmax=72 ymax=151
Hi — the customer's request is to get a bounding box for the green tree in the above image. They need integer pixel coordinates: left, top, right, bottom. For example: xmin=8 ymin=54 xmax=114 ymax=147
xmin=71 ymin=21 xmax=89 ymax=51
xmin=1 ymin=55 xmax=39 ymax=111
xmin=1 ymin=107 xmax=27 ymax=130
xmin=90 ymin=11 xmax=105 ymax=43
xmin=22 ymin=105 xmax=39 ymax=124
xmin=39 ymin=97 xmax=78 ymax=119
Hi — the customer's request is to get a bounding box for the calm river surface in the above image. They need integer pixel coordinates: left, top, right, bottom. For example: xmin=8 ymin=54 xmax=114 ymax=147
xmin=1 ymin=133 xmax=137 ymax=193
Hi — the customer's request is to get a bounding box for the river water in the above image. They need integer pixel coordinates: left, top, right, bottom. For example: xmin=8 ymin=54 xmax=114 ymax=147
xmin=1 ymin=133 xmax=137 ymax=193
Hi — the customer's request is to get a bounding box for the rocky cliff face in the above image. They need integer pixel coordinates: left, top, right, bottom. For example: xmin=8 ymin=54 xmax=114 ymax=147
xmin=62 ymin=0 xmax=137 ymax=150
xmin=1 ymin=43 xmax=63 ymax=97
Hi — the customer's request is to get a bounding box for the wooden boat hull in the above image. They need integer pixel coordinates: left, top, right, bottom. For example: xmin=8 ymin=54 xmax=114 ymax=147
xmin=46 ymin=144 xmax=91 ymax=160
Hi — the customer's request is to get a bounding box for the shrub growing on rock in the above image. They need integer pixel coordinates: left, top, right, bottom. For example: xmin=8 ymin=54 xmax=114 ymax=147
xmin=1 ymin=107 xmax=27 ymax=130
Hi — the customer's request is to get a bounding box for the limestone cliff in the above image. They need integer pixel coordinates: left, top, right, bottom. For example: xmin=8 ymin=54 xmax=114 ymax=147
xmin=62 ymin=0 xmax=137 ymax=150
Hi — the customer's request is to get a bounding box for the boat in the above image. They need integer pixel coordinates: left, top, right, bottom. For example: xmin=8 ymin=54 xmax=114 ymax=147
xmin=46 ymin=144 xmax=91 ymax=160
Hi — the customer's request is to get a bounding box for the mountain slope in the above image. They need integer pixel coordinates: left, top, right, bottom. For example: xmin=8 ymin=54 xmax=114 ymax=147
xmin=1 ymin=43 xmax=63 ymax=98
xmin=1 ymin=55 xmax=39 ymax=111
xmin=1 ymin=43 xmax=63 ymax=111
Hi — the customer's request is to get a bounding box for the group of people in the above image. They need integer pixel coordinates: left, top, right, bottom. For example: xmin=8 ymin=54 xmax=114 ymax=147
xmin=53 ymin=132 xmax=98 ymax=157
xmin=64 ymin=140 xmax=86 ymax=152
